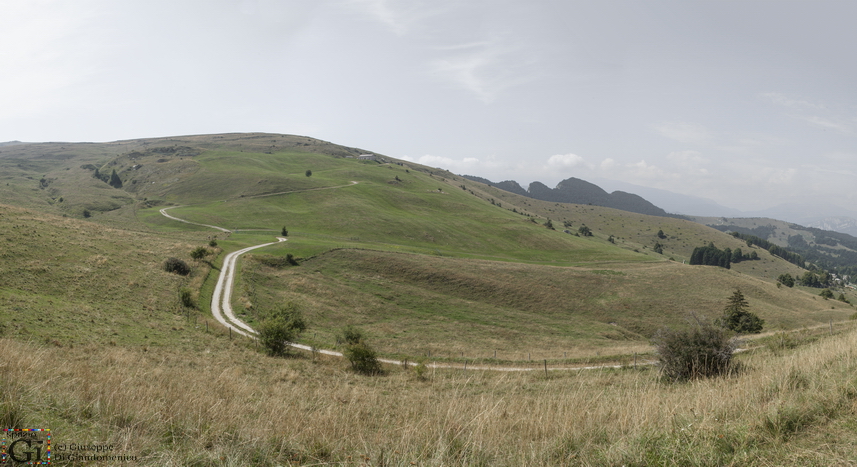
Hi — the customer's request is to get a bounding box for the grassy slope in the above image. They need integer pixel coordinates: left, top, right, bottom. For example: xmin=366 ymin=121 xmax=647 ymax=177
xmin=243 ymin=248 xmax=853 ymax=360
xmin=3 ymin=134 xmax=857 ymax=464
xmin=3 ymin=134 xmax=855 ymax=359
xmin=0 ymin=204 xmax=216 ymax=348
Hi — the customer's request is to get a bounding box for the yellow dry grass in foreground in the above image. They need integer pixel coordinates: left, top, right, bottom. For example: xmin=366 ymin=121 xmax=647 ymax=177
xmin=3 ymin=326 xmax=857 ymax=466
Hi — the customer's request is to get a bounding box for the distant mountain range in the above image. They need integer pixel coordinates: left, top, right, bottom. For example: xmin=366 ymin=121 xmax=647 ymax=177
xmin=463 ymin=175 xmax=857 ymax=238
xmin=461 ymin=176 xmax=675 ymax=218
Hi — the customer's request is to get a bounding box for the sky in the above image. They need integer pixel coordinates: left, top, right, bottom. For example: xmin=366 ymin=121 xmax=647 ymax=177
xmin=2 ymin=0 xmax=856 ymax=215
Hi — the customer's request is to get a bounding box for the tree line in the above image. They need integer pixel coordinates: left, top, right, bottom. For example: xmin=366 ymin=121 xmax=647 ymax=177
xmin=689 ymin=243 xmax=758 ymax=269
xmin=728 ymin=232 xmax=805 ymax=268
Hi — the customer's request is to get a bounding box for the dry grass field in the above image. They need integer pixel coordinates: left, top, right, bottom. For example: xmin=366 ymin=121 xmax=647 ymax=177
xmin=3 ymin=323 xmax=857 ymax=466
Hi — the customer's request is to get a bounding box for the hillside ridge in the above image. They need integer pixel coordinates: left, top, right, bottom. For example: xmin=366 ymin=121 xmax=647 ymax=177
xmin=462 ymin=175 xmax=673 ymax=218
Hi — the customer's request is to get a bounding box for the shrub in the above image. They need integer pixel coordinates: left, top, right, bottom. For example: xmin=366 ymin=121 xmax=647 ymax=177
xmin=305 ymin=169 xmax=312 ymax=177
xmin=179 ymin=288 xmax=196 ymax=308
xmin=414 ymin=361 xmax=428 ymax=381
xmin=190 ymin=246 xmax=209 ymax=260
xmin=820 ymin=288 xmax=834 ymax=300
xmin=338 ymin=326 xmax=382 ymax=375
xmin=208 ymin=239 xmax=218 ymax=247
xmin=163 ymin=257 xmax=190 ymax=275
xmin=344 ymin=342 xmax=382 ymax=375
xmin=281 ymin=226 xmax=288 ymax=237
xmin=258 ymin=303 xmax=307 ymax=357
xmin=777 ymin=273 xmax=795 ymax=287
xmin=338 ymin=325 xmax=363 ymax=346
xmin=654 ymin=314 xmax=737 ymax=381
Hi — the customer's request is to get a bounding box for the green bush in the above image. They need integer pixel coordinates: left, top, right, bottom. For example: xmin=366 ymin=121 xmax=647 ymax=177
xmin=654 ymin=314 xmax=737 ymax=381
xmin=344 ymin=342 xmax=382 ymax=375
xmin=190 ymin=246 xmax=209 ymax=260
xmin=163 ymin=257 xmax=190 ymax=275
xmin=179 ymin=288 xmax=195 ymax=309
xmin=258 ymin=303 xmax=307 ymax=357
xmin=338 ymin=325 xmax=363 ymax=346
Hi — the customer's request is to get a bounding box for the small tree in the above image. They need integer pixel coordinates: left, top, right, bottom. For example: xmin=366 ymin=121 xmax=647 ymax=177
xmin=654 ymin=313 xmax=737 ymax=381
xmin=190 ymin=246 xmax=209 ymax=260
xmin=544 ymin=218 xmax=555 ymax=230
xmin=657 ymin=229 xmax=667 ymax=239
xmin=339 ymin=326 xmax=382 ymax=375
xmin=578 ymin=225 xmax=592 ymax=237
xmin=281 ymin=226 xmax=288 ymax=237
xmin=305 ymin=169 xmax=312 ymax=177
xmin=108 ymin=169 xmax=123 ymax=188
xmin=820 ymin=288 xmax=834 ymax=300
xmin=258 ymin=303 xmax=307 ymax=357
xmin=344 ymin=342 xmax=382 ymax=375
xmin=719 ymin=289 xmax=764 ymax=333
xmin=777 ymin=273 xmax=795 ymax=288
xmin=179 ymin=288 xmax=196 ymax=308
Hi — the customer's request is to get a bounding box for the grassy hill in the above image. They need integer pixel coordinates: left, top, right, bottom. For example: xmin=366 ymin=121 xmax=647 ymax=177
xmin=2 ymin=132 xmax=854 ymax=357
xmin=5 ymin=133 xmax=857 ymax=464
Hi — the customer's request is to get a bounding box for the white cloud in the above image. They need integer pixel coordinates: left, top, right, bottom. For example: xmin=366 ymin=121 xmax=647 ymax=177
xmin=654 ymin=122 xmax=712 ymax=144
xmin=626 ymin=160 xmax=678 ymax=181
xmin=666 ymin=150 xmax=707 ymax=165
xmin=761 ymin=92 xmax=824 ymax=109
xmin=793 ymin=115 xmax=854 ymax=134
xmin=545 ymin=153 xmax=590 ymax=170
xmin=600 ymin=158 xmax=618 ymax=171
xmin=428 ymin=39 xmax=534 ymax=103
xmin=401 ymin=154 xmax=498 ymax=172
xmin=341 ymin=0 xmax=448 ymax=36
xmin=342 ymin=0 xmax=411 ymax=35
xmin=761 ymin=92 xmax=854 ymax=134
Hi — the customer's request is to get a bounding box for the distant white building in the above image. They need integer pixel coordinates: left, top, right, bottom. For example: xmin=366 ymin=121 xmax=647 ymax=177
xmin=358 ymin=154 xmax=377 ymax=161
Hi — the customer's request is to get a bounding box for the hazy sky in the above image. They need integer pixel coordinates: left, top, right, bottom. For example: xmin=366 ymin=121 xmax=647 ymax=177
xmin=3 ymin=0 xmax=856 ymax=212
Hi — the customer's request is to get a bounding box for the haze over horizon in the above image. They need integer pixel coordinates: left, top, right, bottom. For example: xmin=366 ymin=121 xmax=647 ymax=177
xmin=3 ymin=0 xmax=855 ymax=215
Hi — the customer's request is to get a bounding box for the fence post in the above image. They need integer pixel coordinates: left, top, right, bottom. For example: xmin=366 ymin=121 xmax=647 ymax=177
xmin=634 ymin=352 xmax=637 ymax=370
xmin=544 ymin=359 xmax=548 ymax=377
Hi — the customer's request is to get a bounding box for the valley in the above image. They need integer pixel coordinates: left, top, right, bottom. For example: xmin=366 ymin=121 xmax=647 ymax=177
xmin=2 ymin=133 xmax=857 ymax=465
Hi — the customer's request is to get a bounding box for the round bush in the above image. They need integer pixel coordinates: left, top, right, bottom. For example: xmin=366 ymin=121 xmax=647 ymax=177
xmin=654 ymin=315 xmax=737 ymax=381
xmin=163 ymin=257 xmax=190 ymax=276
